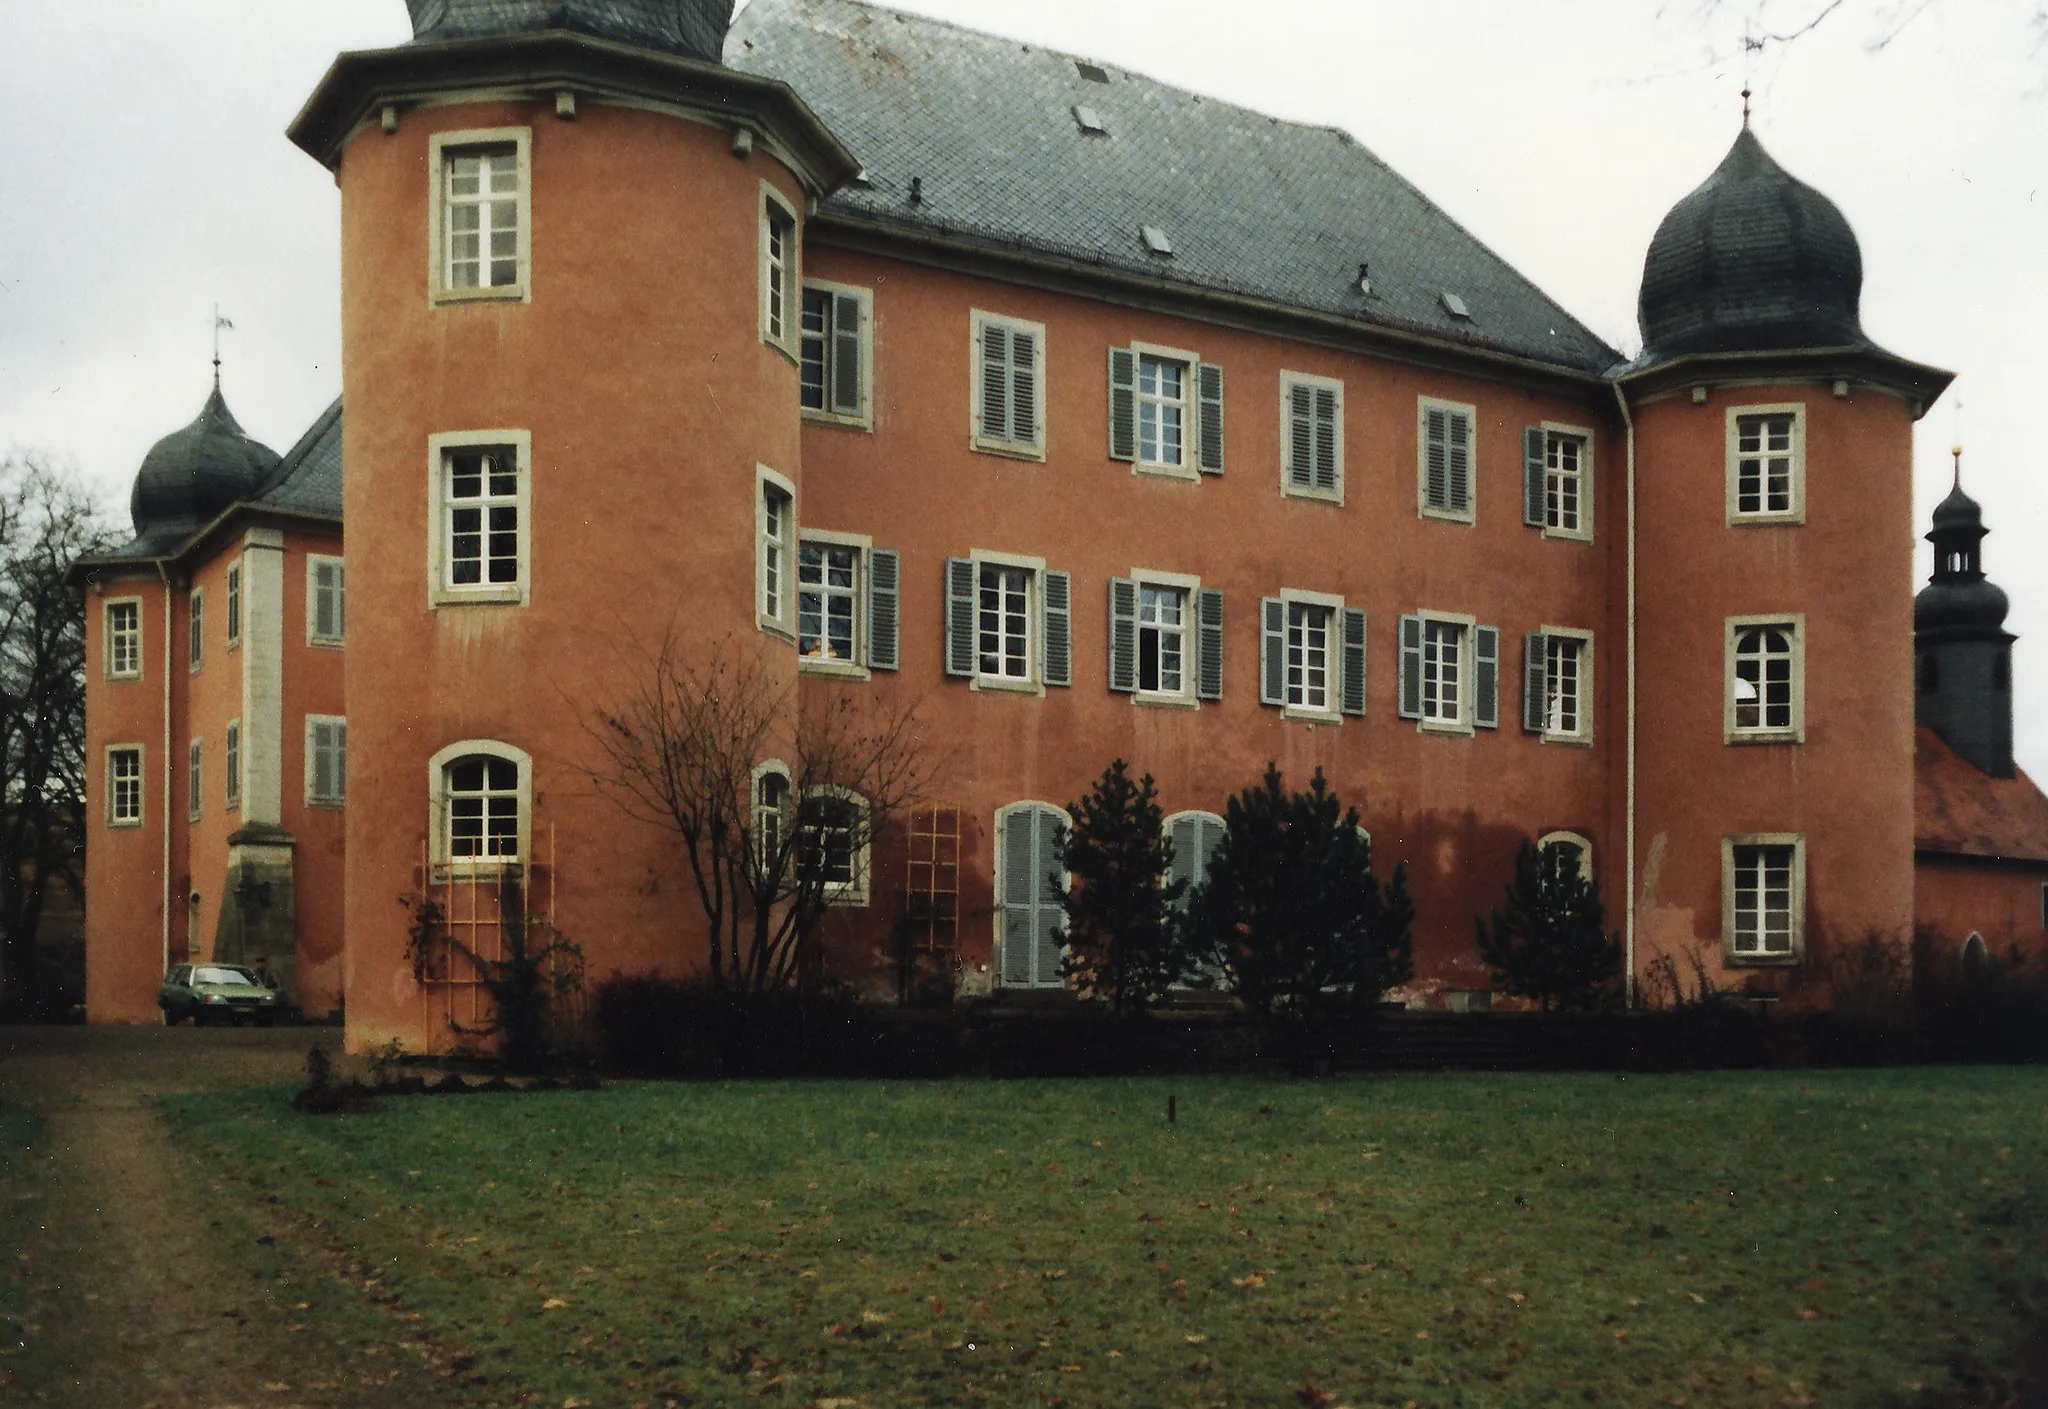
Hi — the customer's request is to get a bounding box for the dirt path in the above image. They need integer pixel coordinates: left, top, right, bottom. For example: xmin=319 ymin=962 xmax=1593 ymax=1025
xmin=0 ymin=1026 xmax=455 ymax=1408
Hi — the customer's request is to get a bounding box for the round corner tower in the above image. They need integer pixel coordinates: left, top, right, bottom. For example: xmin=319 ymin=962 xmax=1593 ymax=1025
xmin=1621 ymin=126 xmax=1953 ymax=1003
xmin=289 ymin=0 xmax=858 ymax=1051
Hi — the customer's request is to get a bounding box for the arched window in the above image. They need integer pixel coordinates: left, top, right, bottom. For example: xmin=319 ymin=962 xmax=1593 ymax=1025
xmin=997 ymin=801 xmax=1070 ymax=989
xmin=752 ymin=762 xmax=791 ymax=871
xmin=428 ymin=741 xmax=531 ymax=870
xmin=1962 ymin=931 xmax=1990 ymax=981
xmin=1537 ymin=830 xmax=1593 ymax=884
xmin=1165 ymin=810 xmax=1227 ymax=909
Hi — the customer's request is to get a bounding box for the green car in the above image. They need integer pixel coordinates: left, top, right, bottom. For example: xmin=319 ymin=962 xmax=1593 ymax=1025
xmin=158 ymin=964 xmax=284 ymax=1026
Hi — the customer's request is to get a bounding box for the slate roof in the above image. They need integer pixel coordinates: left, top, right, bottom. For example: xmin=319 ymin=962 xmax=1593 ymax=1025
xmin=726 ymin=0 xmax=1618 ymax=375
xmin=1915 ymin=727 xmax=2048 ymax=866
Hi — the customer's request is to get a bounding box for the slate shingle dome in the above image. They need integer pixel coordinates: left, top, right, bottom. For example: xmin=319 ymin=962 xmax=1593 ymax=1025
xmin=405 ymin=0 xmax=735 ymax=61
xmin=1916 ymin=483 xmax=2010 ymax=635
xmin=130 ymin=387 xmax=282 ymax=539
xmin=1637 ymin=128 xmax=1866 ymax=361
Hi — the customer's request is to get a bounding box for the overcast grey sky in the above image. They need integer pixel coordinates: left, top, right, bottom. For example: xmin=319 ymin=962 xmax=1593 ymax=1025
xmin=3 ymin=0 xmax=2044 ymax=765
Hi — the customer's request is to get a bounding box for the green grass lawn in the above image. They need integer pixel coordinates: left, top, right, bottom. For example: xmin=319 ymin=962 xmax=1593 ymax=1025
xmin=164 ymin=1070 xmax=2047 ymax=1408
xmin=0 ymin=1101 xmax=39 ymax=1383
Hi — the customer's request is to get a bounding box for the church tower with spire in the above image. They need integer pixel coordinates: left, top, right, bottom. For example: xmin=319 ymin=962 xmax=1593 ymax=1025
xmin=1914 ymin=461 xmax=2016 ymax=779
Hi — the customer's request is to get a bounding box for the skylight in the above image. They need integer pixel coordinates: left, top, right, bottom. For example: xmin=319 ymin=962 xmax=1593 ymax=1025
xmin=1076 ymin=61 xmax=1110 ymax=83
xmin=1441 ymin=291 xmax=1471 ymax=319
xmin=1140 ymin=225 xmax=1174 ymax=256
xmin=1073 ymin=104 xmax=1108 ymax=136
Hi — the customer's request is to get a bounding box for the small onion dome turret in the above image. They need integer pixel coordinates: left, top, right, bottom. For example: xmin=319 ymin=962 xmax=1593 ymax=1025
xmin=1638 ymin=128 xmax=1867 ymax=361
xmin=1915 ymin=481 xmax=2010 ymax=636
xmin=129 ymin=386 xmax=281 ymax=540
xmin=404 ymin=0 xmax=735 ymax=63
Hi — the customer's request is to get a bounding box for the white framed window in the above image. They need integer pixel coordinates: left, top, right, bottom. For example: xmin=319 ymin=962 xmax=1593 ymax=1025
xmin=307 ymin=556 xmax=345 ymax=645
xmin=1110 ymin=572 xmax=1222 ymax=704
xmin=970 ymin=311 xmax=1046 ymax=459
xmin=997 ymin=801 xmax=1070 ymax=989
xmin=752 ymin=762 xmax=792 ymax=875
xmin=1523 ymin=627 xmax=1593 ymax=743
xmin=1419 ymin=397 xmax=1475 ymax=522
xmin=1536 ymin=830 xmax=1593 ymax=884
xmin=1726 ymin=615 xmax=1804 ymax=743
xmin=187 ymin=738 xmax=202 ymax=822
xmin=429 ymin=740 xmax=531 ymax=872
xmin=1280 ymin=372 xmax=1343 ymax=502
xmin=1398 ymin=612 xmax=1499 ymax=733
xmin=1724 ymin=834 xmax=1804 ymax=963
xmin=945 ymin=552 xmax=1070 ymax=692
xmin=761 ymin=184 xmax=800 ymax=354
xmin=1727 ymin=404 xmax=1805 ymax=524
xmin=188 ymin=588 xmax=204 ymax=672
xmin=428 ymin=431 xmax=530 ymax=608
xmin=798 ymin=789 xmax=870 ymax=906
xmin=107 ymin=745 xmax=144 ymax=828
xmin=1111 ymin=347 xmax=1224 ymax=475
xmin=104 ymin=598 xmax=142 ymax=680
xmin=800 ymin=281 xmax=873 ymax=427
xmin=224 ymin=720 xmax=241 ymax=812
xmin=428 ymin=127 xmax=531 ymax=304
xmin=1523 ymin=425 xmax=1592 ymax=540
xmin=225 ymin=562 xmax=242 ymax=650
xmin=306 ymin=716 xmax=347 ymax=808
xmin=1260 ymin=591 xmax=1366 ymax=720
xmin=794 ymin=531 xmax=900 ymax=676
xmin=757 ymin=468 xmax=795 ymax=639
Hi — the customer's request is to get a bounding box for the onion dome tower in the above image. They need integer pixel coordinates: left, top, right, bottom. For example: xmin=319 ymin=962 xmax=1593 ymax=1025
xmin=1637 ymin=127 xmax=1867 ymax=360
xmin=129 ymin=384 xmax=281 ymax=548
xmin=1916 ymin=455 xmax=2016 ymax=777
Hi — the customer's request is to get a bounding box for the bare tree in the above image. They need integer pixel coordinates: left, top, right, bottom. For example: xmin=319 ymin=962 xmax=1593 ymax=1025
xmin=1672 ymin=0 xmax=2042 ymax=56
xmin=588 ymin=632 xmax=945 ymax=994
xmin=0 ymin=455 xmax=113 ymax=1019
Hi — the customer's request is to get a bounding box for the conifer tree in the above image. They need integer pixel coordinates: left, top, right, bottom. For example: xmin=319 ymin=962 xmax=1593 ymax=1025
xmin=1056 ymin=759 xmax=1185 ymax=1017
xmin=1476 ymin=838 xmax=1622 ymax=1011
xmin=1185 ymin=764 xmax=1414 ymax=1035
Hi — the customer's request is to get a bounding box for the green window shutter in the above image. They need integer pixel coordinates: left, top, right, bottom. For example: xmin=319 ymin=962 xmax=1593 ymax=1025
xmin=1287 ymin=383 xmax=1314 ymax=488
xmin=832 ymin=293 xmax=863 ymax=415
xmin=1196 ymin=587 xmax=1225 ymax=701
xmin=944 ymin=557 xmax=975 ymax=677
xmin=1168 ymin=814 xmax=1200 ymax=912
xmin=333 ymin=563 xmax=346 ymax=638
xmin=1108 ymin=577 xmax=1138 ymax=692
xmin=1000 ymin=807 xmax=1036 ymax=985
xmin=979 ymin=322 xmax=1010 ymax=442
xmin=1260 ymin=598 xmax=1286 ymax=706
xmin=1197 ymin=363 xmax=1225 ymax=473
xmin=1398 ymin=614 xmax=1424 ymax=719
xmin=334 ymin=721 xmax=347 ymax=801
xmin=1314 ymin=387 xmax=1339 ymax=492
xmin=1009 ymin=330 xmax=1040 ymax=445
xmin=1340 ymin=607 xmax=1368 ymax=716
xmin=1424 ymin=408 xmax=1448 ymax=508
xmin=311 ymin=724 xmax=332 ymax=801
xmin=1523 ymin=632 xmax=1548 ymax=732
xmin=867 ymin=548 xmax=900 ymax=671
xmin=1448 ymin=411 xmax=1472 ymax=513
xmin=313 ymin=563 xmax=338 ymax=639
xmin=1042 ymin=570 xmax=1072 ymax=687
xmin=1524 ymin=427 xmax=1547 ymax=527
xmin=1034 ymin=805 xmax=1067 ymax=986
xmin=1474 ymin=625 xmax=1500 ymax=729
xmin=1108 ymin=347 xmax=1137 ymax=461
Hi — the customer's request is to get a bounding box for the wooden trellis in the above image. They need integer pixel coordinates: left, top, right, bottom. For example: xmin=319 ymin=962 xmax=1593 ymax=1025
xmin=903 ymin=805 xmax=961 ymax=953
xmin=412 ymin=826 xmax=557 ymax=1054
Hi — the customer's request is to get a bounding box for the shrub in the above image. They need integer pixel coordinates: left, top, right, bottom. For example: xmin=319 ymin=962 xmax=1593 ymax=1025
xmin=1476 ymin=838 xmax=1622 ymax=1011
xmin=1056 ymin=759 xmax=1187 ymax=1018
xmin=592 ymin=973 xmax=866 ymax=1077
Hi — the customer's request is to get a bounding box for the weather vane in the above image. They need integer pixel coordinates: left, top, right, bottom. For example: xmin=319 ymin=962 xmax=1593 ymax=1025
xmin=213 ymin=304 xmax=234 ymax=389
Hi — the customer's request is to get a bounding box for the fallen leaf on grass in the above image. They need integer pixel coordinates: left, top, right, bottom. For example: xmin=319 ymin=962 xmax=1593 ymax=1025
xmin=1686 ymin=1292 xmax=1706 ymax=1305
xmin=1184 ymin=1334 xmax=1208 ymax=1345
xmin=263 ymin=1381 xmax=291 ymax=1393
xmin=564 ymin=1399 xmax=591 ymax=1408
xmin=1507 ymin=1291 xmax=1527 ymax=1304
xmin=1231 ymin=1271 xmax=1268 ymax=1289
xmin=542 ymin=1298 xmax=570 ymax=1311
xmin=861 ymin=1310 xmax=889 ymax=1325
xmin=1795 ymin=1307 xmax=1822 ymax=1321
xmin=1416 ymin=1330 xmax=1431 ymax=1341
xmin=1296 ymin=1380 xmax=1335 ymax=1406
